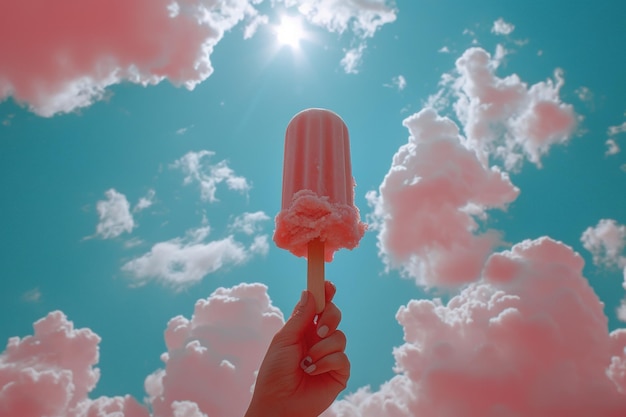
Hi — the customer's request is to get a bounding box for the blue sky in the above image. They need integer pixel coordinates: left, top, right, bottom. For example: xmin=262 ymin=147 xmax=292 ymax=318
xmin=1 ymin=1 xmax=626 ymax=416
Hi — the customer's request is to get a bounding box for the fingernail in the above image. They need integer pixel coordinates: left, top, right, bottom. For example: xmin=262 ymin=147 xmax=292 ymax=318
xmin=300 ymin=290 xmax=308 ymax=306
xmin=304 ymin=364 xmax=316 ymax=374
xmin=317 ymin=325 xmax=329 ymax=338
xmin=300 ymin=356 xmax=313 ymax=370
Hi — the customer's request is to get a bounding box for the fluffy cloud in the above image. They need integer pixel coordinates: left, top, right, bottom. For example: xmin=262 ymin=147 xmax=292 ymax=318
xmin=367 ymin=108 xmax=519 ymax=286
xmin=0 ymin=0 xmax=262 ymax=117
xmin=606 ymin=139 xmax=621 ymax=156
xmin=0 ymin=311 xmax=105 ymax=417
xmin=324 ymin=238 xmax=626 ymax=417
xmin=384 ymin=75 xmax=407 ymax=91
xmin=134 ymin=189 xmax=156 ymax=213
xmin=0 ymin=283 xmax=284 ymax=417
xmin=581 ymin=219 xmax=626 ymax=273
xmin=1 ymin=0 xmax=398 ymax=115
xmin=172 ymin=150 xmax=250 ymax=202
xmin=491 ymin=18 xmax=515 ymax=35
xmin=229 ymin=211 xmax=270 ymax=235
xmin=146 ymin=283 xmax=283 ymax=417
xmin=277 ymin=0 xmax=396 ymax=73
xmin=121 ymin=225 xmax=262 ymax=288
xmin=440 ymin=47 xmax=576 ymax=170
xmin=340 ymin=43 xmax=367 ymax=74
xmin=279 ymin=0 xmax=397 ymax=38
xmin=95 ymin=189 xmax=135 ymax=239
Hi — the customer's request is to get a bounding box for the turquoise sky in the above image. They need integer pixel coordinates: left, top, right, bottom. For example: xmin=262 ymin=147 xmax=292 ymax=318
xmin=1 ymin=0 xmax=625 ymax=409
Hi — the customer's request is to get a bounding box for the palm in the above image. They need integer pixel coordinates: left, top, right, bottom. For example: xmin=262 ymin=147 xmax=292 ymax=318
xmin=254 ymin=323 xmax=348 ymax=416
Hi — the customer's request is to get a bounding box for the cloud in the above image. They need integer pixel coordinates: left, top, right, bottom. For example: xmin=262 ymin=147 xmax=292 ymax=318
xmin=340 ymin=43 xmax=367 ymax=74
xmin=0 ymin=0 xmax=262 ymax=117
xmin=606 ymin=139 xmax=621 ymax=156
xmin=0 ymin=283 xmax=284 ymax=417
xmin=134 ymin=189 xmax=156 ymax=213
xmin=146 ymin=283 xmax=283 ymax=417
xmin=276 ymin=0 xmax=396 ymax=73
xmin=0 ymin=311 xmax=102 ymax=417
xmin=581 ymin=219 xmax=626 ymax=275
xmin=21 ymin=287 xmax=42 ymax=303
xmin=384 ymin=75 xmax=407 ymax=91
xmin=244 ymin=13 xmax=269 ymax=39
xmin=121 ymin=226 xmax=259 ymax=288
xmin=229 ymin=211 xmax=271 ymax=235
xmin=279 ymin=0 xmax=397 ymax=38
xmin=95 ymin=189 xmax=135 ymax=239
xmin=434 ymin=47 xmax=576 ymax=171
xmin=491 ymin=18 xmax=515 ymax=35
xmin=171 ymin=150 xmax=251 ymax=202
xmin=609 ymin=121 xmax=626 ymax=138
xmin=324 ymin=238 xmax=626 ymax=417
xmin=367 ymin=108 xmax=520 ymax=286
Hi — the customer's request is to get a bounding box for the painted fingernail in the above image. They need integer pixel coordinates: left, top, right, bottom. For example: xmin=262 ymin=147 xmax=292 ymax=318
xmin=304 ymin=364 xmax=316 ymax=374
xmin=317 ymin=325 xmax=329 ymax=338
xmin=300 ymin=356 xmax=313 ymax=370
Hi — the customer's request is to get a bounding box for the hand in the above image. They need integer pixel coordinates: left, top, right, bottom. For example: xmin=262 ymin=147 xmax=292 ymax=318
xmin=245 ymin=281 xmax=349 ymax=417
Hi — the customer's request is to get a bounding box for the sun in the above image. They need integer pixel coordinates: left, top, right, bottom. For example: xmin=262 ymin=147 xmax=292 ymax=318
xmin=274 ymin=15 xmax=305 ymax=49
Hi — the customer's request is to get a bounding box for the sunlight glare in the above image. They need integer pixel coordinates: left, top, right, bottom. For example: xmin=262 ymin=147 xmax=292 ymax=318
xmin=274 ymin=15 xmax=305 ymax=49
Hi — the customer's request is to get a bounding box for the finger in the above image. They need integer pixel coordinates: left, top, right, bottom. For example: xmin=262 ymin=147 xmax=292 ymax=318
xmin=304 ymin=352 xmax=350 ymax=379
xmin=315 ymin=301 xmax=341 ymax=338
xmin=324 ymin=280 xmax=337 ymax=303
xmin=307 ymin=330 xmax=347 ymax=362
xmin=279 ymin=290 xmax=316 ymax=345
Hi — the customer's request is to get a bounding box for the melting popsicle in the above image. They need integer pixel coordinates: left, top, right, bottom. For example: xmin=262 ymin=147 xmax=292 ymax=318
xmin=274 ymin=108 xmax=366 ymax=313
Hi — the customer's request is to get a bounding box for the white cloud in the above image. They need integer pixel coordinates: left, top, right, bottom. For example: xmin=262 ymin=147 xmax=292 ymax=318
xmin=95 ymin=189 xmax=134 ymax=239
xmin=122 ymin=226 xmax=261 ymax=288
xmin=606 ymin=139 xmax=621 ymax=156
xmin=608 ymin=121 xmax=626 ymax=137
xmin=340 ymin=43 xmax=366 ymax=74
xmin=278 ymin=0 xmax=396 ymax=72
xmin=229 ymin=211 xmax=270 ymax=235
xmin=438 ymin=46 xmax=450 ymax=53
xmin=491 ymin=18 xmax=515 ymax=35
xmin=279 ymin=0 xmax=397 ymax=38
xmin=244 ymin=13 xmax=269 ymax=39
xmin=581 ymin=219 xmax=626 ymax=272
xmin=21 ymin=287 xmax=42 ymax=303
xmin=134 ymin=189 xmax=156 ymax=212
xmin=171 ymin=150 xmax=250 ymax=202
xmin=384 ymin=75 xmax=407 ymax=91
xmin=249 ymin=235 xmax=270 ymax=256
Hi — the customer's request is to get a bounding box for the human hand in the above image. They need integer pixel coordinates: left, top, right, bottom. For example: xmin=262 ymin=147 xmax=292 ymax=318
xmin=244 ymin=281 xmax=349 ymax=417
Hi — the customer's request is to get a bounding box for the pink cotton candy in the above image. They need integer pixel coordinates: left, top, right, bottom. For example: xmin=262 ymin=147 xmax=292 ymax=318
xmin=274 ymin=189 xmax=367 ymax=261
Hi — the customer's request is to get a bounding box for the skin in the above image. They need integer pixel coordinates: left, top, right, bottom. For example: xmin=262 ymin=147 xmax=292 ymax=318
xmin=244 ymin=281 xmax=350 ymax=417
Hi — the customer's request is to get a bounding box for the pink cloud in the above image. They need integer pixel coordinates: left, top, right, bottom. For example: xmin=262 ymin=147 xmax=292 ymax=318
xmin=0 ymin=311 xmax=101 ymax=417
xmin=0 ymin=283 xmax=283 ymax=417
xmin=146 ymin=283 xmax=283 ymax=417
xmin=0 ymin=0 xmax=259 ymax=116
xmin=324 ymin=238 xmax=626 ymax=416
xmin=367 ymin=108 xmax=519 ymax=286
xmin=447 ymin=47 xmax=576 ymax=170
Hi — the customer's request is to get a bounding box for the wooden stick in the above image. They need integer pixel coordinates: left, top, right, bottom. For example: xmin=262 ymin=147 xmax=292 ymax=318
xmin=307 ymin=239 xmax=325 ymax=314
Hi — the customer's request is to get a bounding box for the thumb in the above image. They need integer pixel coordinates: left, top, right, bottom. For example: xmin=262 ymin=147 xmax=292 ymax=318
xmin=279 ymin=290 xmax=316 ymax=345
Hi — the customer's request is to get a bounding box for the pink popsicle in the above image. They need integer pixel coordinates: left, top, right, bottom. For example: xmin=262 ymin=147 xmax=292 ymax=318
xmin=274 ymin=108 xmax=366 ymax=313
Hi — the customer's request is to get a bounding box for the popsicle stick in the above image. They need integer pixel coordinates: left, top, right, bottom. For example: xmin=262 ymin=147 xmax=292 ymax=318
xmin=307 ymin=239 xmax=325 ymax=314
